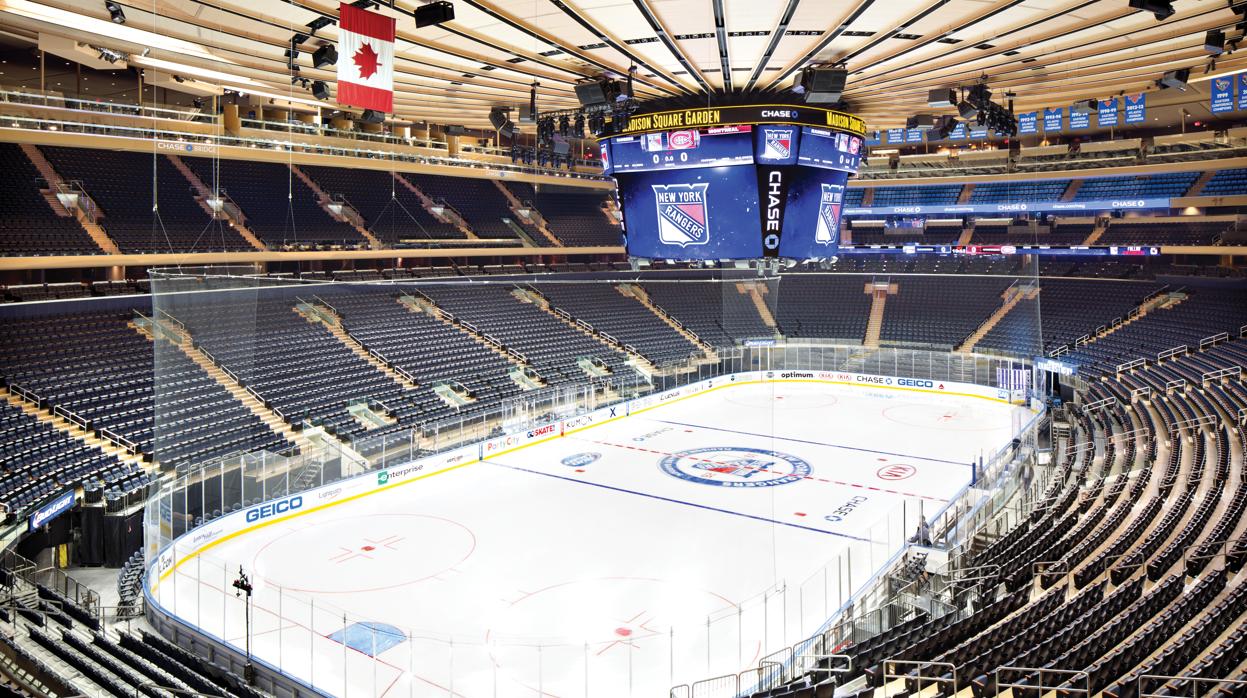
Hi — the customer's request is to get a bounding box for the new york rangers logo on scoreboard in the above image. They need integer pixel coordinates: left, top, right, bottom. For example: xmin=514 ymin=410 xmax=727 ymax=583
xmin=652 ymin=183 xmax=709 ymax=247
xmin=763 ymin=128 xmax=793 ymax=160
xmin=814 ymin=183 xmax=842 ymax=245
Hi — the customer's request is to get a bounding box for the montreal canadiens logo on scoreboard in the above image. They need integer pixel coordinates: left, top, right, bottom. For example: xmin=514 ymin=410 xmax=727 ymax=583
xmin=815 ymin=183 xmax=843 ymax=245
xmin=763 ymin=128 xmax=793 ymax=160
xmin=652 ymin=183 xmax=709 ymax=247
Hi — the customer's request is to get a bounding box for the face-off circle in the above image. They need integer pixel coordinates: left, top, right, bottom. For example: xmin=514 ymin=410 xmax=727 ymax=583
xmin=876 ymin=463 xmax=917 ymax=481
xmin=659 ymin=447 xmax=812 ymax=487
xmin=250 ymin=513 xmax=475 ymax=594
xmin=881 ymin=403 xmax=998 ymax=431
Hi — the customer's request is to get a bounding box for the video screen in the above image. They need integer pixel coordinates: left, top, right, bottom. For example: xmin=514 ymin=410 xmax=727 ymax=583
xmin=797 ymin=126 xmax=863 ymax=172
xmin=616 ymin=166 xmax=763 ymax=259
xmin=777 ymin=168 xmax=849 ymax=259
xmin=608 ymin=125 xmax=754 ymax=173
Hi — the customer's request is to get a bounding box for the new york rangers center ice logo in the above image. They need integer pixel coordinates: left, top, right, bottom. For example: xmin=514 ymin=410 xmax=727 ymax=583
xmin=814 ymin=183 xmax=843 ymax=245
xmin=763 ymin=128 xmax=793 ymax=160
xmin=659 ymin=447 xmax=812 ymax=488
xmin=652 ymin=183 xmax=710 ymax=247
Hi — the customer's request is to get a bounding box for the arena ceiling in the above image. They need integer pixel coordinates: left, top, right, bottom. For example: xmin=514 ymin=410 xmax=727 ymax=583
xmin=1 ymin=0 xmax=1246 ymax=131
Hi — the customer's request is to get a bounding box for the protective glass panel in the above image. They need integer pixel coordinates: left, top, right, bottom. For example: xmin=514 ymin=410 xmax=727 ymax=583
xmin=145 ymin=264 xmax=1045 ymax=697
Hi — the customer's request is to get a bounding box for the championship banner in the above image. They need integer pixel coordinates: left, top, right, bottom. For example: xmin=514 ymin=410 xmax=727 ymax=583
xmin=1125 ymin=93 xmax=1146 ymax=123
xmin=1017 ymin=112 xmax=1038 ymax=134
xmin=905 ymin=127 xmax=923 ymax=143
xmin=886 ymin=128 xmax=904 ymax=143
xmin=1069 ymin=107 xmax=1090 ymax=129
xmin=337 ymin=3 xmax=395 ymax=113
xmin=948 ymin=123 xmax=967 ymax=140
xmin=1239 ymin=73 xmax=1247 ymax=111
xmin=1211 ymin=73 xmax=1235 ymax=114
xmin=969 ymin=126 xmax=988 ymax=140
xmin=1097 ymin=98 xmax=1119 ymax=127
xmin=1043 ymin=107 xmax=1063 ymax=131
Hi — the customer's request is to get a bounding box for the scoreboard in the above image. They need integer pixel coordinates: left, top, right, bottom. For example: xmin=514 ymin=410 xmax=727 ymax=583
xmin=608 ymin=126 xmax=754 ymax=172
xmin=601 ymin=106 xmax=865 ymax=261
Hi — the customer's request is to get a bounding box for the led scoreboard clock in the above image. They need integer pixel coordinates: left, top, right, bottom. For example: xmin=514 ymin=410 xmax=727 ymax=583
xmin=600 ymin=104 xmax=866 ymax=260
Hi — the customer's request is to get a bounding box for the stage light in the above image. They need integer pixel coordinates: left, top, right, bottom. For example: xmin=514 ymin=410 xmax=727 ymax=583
xmin=927 ymin=88 xmax=956 ymax=108
xmin=1128 ymin=0 xmax=1174 ymax=21
xmin=906 ymin=114 xmax=937 ymax=130
xmin=1204 ymin=29 xmax=1225 ymax=55
xmin=414 ymin=1 xmax=454 ymax=28
xmin=489 ymin=106 xmax=515 ymax=138
xmin=798 ymin=64 xmax=847 ymax=104
xmin=957 ymin=100 xmax=979 ymax=120
xmin=105 ymin=0 xmax=125 ymax=23
xmin=574 ymin=77 xmax=622 ymax=107
xmin=313 ymin=44 xmax=337 ymax=69
xmin=360 ymin=109 xmax=384 ymax=124
xmin=558 ymin=115 xmax=570 ymax=138
xmin=311 ymin=80 xmax=329 ymax=100
xmin=307 ymin=15 xmax=335 ymax=33
xmin=573 ymin=112 xmax=585 ymax=137
xmin=1159 ymin=67 xmax=1189 ymax=90
xmin=932 ymin=115 xmax=958 ymax=140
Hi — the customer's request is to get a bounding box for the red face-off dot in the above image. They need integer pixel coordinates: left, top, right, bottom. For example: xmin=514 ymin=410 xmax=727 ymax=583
xmin=361 ymin=545 xmax=376 ymax=552
xmin=614 ymin=627 xmax=632 ymax=637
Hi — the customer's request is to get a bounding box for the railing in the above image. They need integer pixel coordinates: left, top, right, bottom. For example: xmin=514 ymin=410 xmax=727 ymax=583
xmin=883 ymin=659 xmax=956 ymax=695
xmin=51 ymin=405 xmax=90 ymax=431
xmin=7 ymin=383 xmax=43 ymax=408
xmin=1157 ymin=344 xmax=1188 ymax=362
xmin=1117 ymin=358 xmax=1148 ymax=374
xmin=99 ymin=427 xmax=138 ymax=454
xmin=995 ymin=665 xmax=1090 ymax=696
xmin=1082 ymin=395 xmax=1116 ymax=412
xmin=1182 ymin=534 xmax=1246 ymax=575
xmin=0 ymin=113 xmax=604 ymax=183
xmin=1138 ymin=674 xmax=1247 ymax=697
xmin=1202 ymin=366 xmax=1240 ymax=384
xmin=1198 ymin=331 xmax=1229 ymax=350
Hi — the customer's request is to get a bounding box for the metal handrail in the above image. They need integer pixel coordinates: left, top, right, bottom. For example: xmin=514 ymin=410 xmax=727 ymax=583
xmin=883 ymin=659 xmax=956 ymax=695
xmin=995 ymin=665 xmax=1090 ymax=696
xmin=1138 ymin=674 xmax=1247 ymax=697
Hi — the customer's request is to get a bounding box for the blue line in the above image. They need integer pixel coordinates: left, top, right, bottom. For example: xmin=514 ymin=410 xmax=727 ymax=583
xmin=482 ymin=459 xmax=870 ymax=542
xmin=649 ymin=419 xmax=971 ymax=466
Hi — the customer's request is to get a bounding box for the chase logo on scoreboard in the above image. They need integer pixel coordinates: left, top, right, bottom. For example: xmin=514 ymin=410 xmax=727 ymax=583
xmin=815 ymin=183 xmax=843 ymax=245
xmin=763 ymin=128 xmax=794 ymax=160
xmin=652 ymin=183 xmax=710 ymax=247
xmin=659 ymin=447 xmax=811 ymax=488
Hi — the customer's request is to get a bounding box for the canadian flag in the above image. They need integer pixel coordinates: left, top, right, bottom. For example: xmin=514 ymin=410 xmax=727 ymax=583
xmin=337 ymin=3 xmax=395 ymax=113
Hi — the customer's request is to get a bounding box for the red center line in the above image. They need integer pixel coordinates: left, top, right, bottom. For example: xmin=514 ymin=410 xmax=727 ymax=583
xmin=588 ymin=439 xmax=950 ymax=502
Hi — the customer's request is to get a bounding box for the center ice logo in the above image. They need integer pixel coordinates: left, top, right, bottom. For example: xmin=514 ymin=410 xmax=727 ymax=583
xmin=652 ymin=183 xmax=709 ymax=247
xmin=659 ymin=447 xmax=811 ymax=488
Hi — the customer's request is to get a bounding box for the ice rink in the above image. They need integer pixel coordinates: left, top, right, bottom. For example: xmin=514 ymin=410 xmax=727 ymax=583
xmin=150 ymin=380 xmax=1032 ymax=698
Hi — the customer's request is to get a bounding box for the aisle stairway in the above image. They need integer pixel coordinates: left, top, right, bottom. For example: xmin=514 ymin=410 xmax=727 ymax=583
xmin=958 ymin=282 xmax=1041 ymax=353
xmin=863 ymin=281 xmax=895 ymax=348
